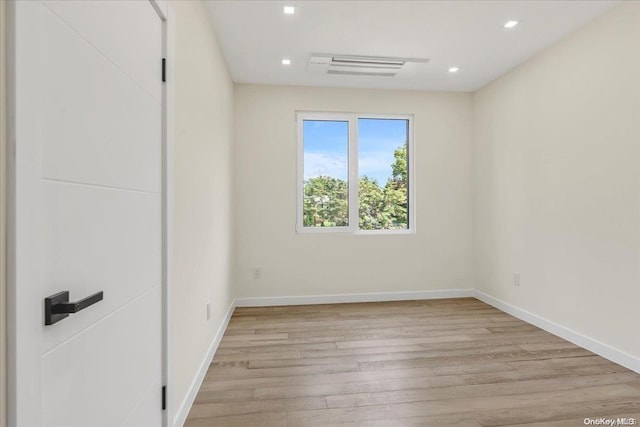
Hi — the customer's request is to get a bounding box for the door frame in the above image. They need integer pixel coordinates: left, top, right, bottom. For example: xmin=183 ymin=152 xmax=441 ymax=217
xmin=4 ymin=1 xmax=175 ymax=425
xmin=151 ymin=1 xmax=176 ymax=426
xmin=1 ymin=1 xmax=8 ymax=426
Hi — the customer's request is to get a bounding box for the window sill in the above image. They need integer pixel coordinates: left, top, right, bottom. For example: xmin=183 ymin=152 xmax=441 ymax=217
xmin=296 ymin=227 xmax=415 ymax=235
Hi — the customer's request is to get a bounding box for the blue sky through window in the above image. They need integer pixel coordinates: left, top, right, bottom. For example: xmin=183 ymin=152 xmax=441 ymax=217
xmin=303 ymin=120 xmax=348 ymax=181
xmin=303 ymin=118 xmax=408 ymax=184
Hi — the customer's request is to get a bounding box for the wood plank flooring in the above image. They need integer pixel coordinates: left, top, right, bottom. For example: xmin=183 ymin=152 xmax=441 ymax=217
xmin=184 ymin=298 xmax=640 ymax=426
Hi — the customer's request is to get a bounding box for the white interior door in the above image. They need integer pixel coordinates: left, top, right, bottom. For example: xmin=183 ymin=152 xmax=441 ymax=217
xmin=8 ymin=1 xmax=165 ymax=426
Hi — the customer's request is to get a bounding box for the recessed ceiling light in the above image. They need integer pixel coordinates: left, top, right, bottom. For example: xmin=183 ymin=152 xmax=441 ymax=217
xmin=282 ymin=58 xmax=291 ymax=65
xmin=504 ymin=20 xmax=519 ymax=29
xmin=283 ymin=5 xmax=295 ymax=15
xmin=448 ymin=67 xmax=459 ymax=73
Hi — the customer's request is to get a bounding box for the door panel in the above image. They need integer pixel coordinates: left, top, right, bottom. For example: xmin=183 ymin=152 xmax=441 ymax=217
xmin=40 ymin=5 xmax=162 ymax=193
xmin=42 ymin=286 xmax=162 ymax=427
xmin=42 ymin=0 xmax=162 ymax=102
xmin=41 ymin=182 xmax=161 ymax=353
xmin=122 ymin=378 xmax=164 ymax=427
xmin=9 ymin=1 xmax=164 ymax=425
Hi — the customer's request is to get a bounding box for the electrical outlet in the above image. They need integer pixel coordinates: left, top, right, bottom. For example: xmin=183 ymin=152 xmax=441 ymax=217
xmin=253 ymin=267 xmax=262 ymax=280
xmin=206 ymin=302 xmax=211 ymax=320
xmin=513 ymin=273 xmax=520 ymax=287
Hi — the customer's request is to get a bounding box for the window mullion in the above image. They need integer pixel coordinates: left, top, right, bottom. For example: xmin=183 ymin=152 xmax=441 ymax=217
xmin=348 ymin=116 xmax=359 ymax=231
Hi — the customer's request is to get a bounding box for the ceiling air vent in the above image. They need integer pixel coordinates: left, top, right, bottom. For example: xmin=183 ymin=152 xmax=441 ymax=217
xmin=308 ymin=53 xmax=428 ymax=77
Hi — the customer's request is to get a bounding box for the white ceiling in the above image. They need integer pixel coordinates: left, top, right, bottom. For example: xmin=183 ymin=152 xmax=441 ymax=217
xmin=205 ymin=0 xmax=619 ymax=92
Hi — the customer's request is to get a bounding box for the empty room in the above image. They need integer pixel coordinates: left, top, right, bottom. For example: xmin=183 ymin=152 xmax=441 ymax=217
xmin=2 ymin=0 xmax=640 ymax=426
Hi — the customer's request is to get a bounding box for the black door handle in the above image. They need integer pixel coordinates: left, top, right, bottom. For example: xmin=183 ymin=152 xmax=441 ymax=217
xmin=45 ymin=290 xmax=104 ymax=325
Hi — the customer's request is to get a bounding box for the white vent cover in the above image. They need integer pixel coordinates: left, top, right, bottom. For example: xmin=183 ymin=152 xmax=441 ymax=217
xmin=308 ymin=53 xmax=429 ymax=77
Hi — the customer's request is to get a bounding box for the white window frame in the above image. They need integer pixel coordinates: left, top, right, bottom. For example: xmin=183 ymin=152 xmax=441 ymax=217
xmin=296 ymin=111 xmax=415 ymax=235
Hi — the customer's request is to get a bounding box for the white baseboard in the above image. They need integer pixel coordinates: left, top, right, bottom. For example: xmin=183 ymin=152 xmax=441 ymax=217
xmin=234 ymin=288 xmax=475 ymax=307
xmin=173 ymin=299 xmax=236 ymax=427
xmin=473 ymin=290 xmax=640 ymax=374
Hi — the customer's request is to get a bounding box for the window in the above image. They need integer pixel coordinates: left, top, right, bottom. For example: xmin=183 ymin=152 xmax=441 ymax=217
xmin=297 ymin=112 xmax=414 ymax=233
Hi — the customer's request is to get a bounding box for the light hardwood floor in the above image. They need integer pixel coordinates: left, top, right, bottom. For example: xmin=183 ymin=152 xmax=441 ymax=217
xmin=185 ymin=298 xmax=640 ymax=426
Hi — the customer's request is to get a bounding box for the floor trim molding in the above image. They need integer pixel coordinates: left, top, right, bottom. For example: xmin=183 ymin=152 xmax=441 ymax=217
xmin=473 ymin=289 xmax=640 ymax=374
xmin=173 ymin=299 xmax=236 ymax=427
xmin=235 ymin=289 xmax=475 ymax=307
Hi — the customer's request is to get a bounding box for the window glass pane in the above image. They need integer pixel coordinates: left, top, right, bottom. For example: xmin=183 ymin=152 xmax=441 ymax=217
xmin=358 ymin=118 xmax=409 ymax=230
xmin=302 ymin=120 xmax=349 ymax=227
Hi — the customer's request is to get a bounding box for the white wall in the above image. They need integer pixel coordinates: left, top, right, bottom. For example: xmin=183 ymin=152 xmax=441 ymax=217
xmin=169 ymin=0 xmax=234 ymax=417
xmin=473 ymin=2 xmax=640 ymax=359
xmin=234 ymin=85 xmax=473 ymax=298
